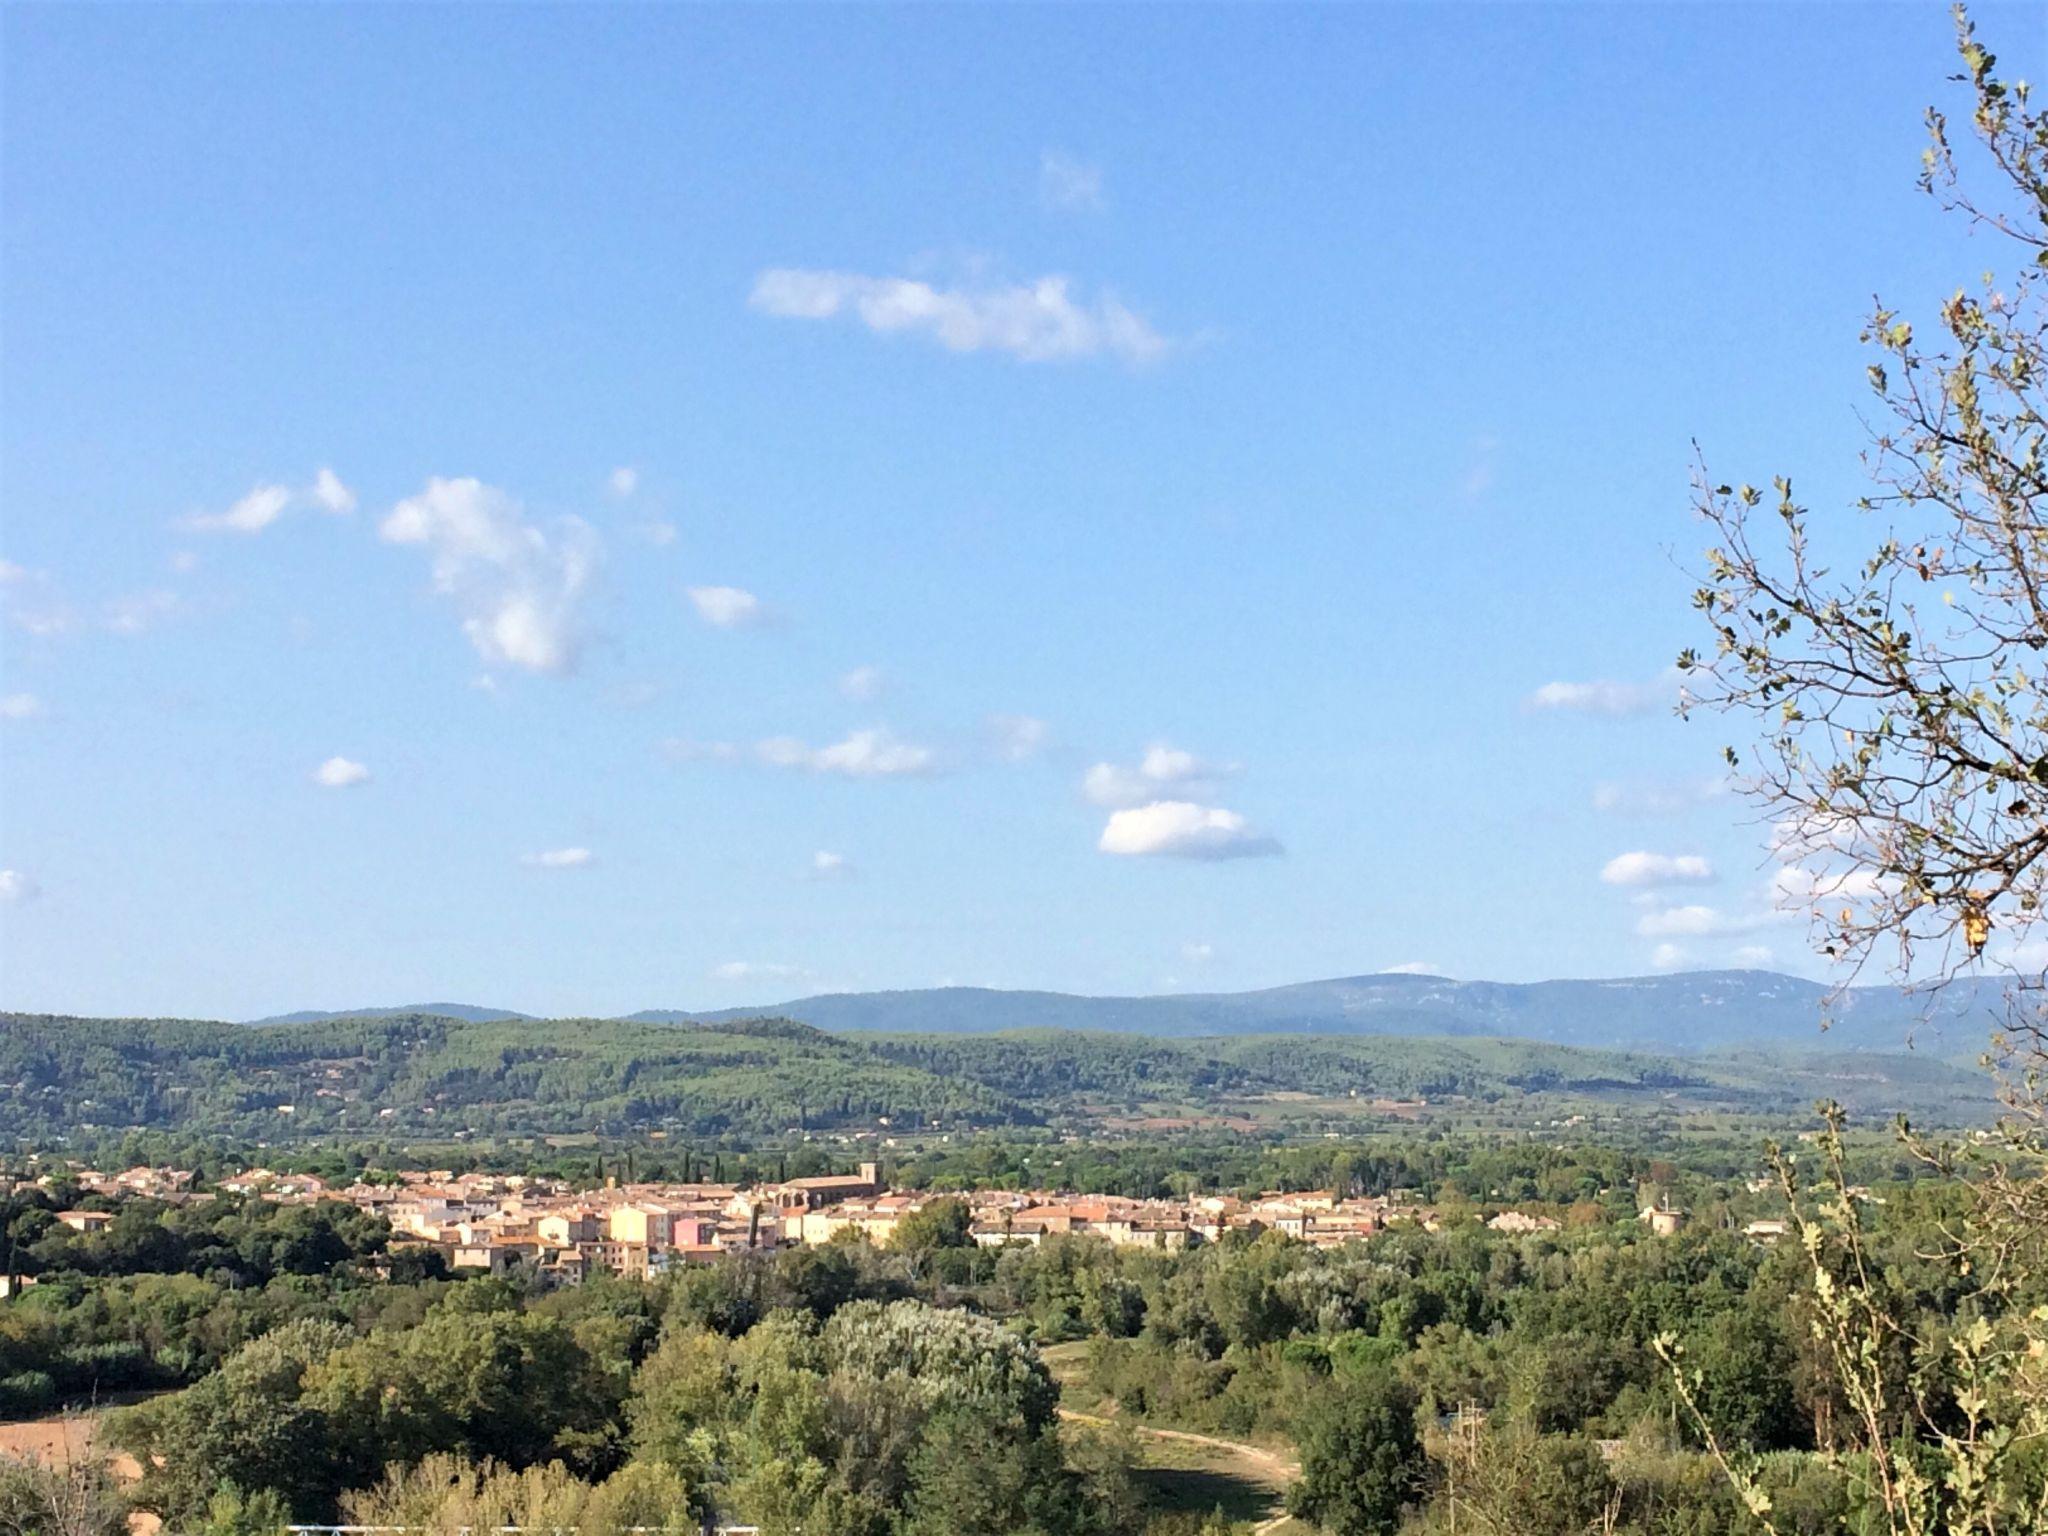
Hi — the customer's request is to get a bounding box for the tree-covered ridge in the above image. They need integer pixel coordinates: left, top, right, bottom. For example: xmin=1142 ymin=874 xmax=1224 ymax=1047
xmin=0 ymin=1011 xmax=1993 ymax=1144
xmin=0 ymin=1014 xmax=1024 ymax=1140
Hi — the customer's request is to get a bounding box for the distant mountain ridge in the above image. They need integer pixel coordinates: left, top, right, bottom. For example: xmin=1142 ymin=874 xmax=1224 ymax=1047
xmin=256 ymin=970 xmax=2013 ymax=1055
xmin=250 ymin=1001 xmax=533 ymax=1025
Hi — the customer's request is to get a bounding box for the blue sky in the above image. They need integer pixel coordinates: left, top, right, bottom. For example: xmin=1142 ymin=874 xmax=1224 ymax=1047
xmin=3 ymin=3 xmax=2039 ymax=1020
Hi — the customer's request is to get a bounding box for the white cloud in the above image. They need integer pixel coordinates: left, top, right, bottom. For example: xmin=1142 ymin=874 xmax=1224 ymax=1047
xmin=311 ymin=468 xmax=356 ymax=515
xmin=810 ymin=850 xmax=852 ymax=881
xmin=1457 ymin=435 xmax=1499 ymax=500
xmin=7 ymin=606 xmax=74 ymax=637
xmin=0 ymin=869 xmax=39 ymax=903
xmin=1650 ymin=942 xmax=1689 ymax=970
xmin=608 ymin=466 xmax=639 ymax=498
xmin=168 ymin=550 xmax=200 ymax=575
xmin=989 ymin=713 xmax=1049 ymax=762
xmin=1769 ymin=863 xmax=1899 ymax=907
xmin=521 ymin=846 xmax=593 ymax=869
xmin=1379 ymin=961 xmax=1443 ymax=976
xmin=1635 ymin=905 xmax=1721 ymax=938
xmin=638 ymin=520 xmax=679 ymax=547
xmin=1040 ymin=150 xmax=1105 ymax=211
xmin=686 ymin=585 xmax=764 ymax=629
xmin=1527 ymin=676 xmax=1677 ymax=717
xmin=839 ymin=665 xmax=884 ymax=702
xmin=1182 ymin=941 xmax=1217 ymax=965
xmin=186 ymin=483 xmax=293 ymax=534
xmin=1083 ymin=742 xmax=1236 ymax=807
xmin=1600 ymin=851 xmax=1715 ymax=887
xmin=312 ymin=756 xmax=371 ymax=789
xmin=380 ymin=477 xmax=597 ymax=676
xmin=750 ymin=267 xmax=1169 ymax=365
xmin=713 ymin=960 xmax=806 ymax=983
xmin=188 ymin=470 xmax=356 ymax=533
xmin=1098 ymin=800 xmax=1281 ymax=860
xmin=0 ymin=563 xmax=76 ymax=637
xmin=1593 ymin=777 xmax=1728 ymax=816
xmin=758 ymin=727 xmax=937 ymax=778
xmin=0 ymin=693 xmax=42 ymax=719
xmin=104 ymin=590 xmax=179 ymax=635
xmin=662 ymin=738 xmax=744 ymax=764
xmin=1731 ymin=945 xmax=1776 ymax=968
xmin=1634 ymin=903 xmax=1779 ymax=939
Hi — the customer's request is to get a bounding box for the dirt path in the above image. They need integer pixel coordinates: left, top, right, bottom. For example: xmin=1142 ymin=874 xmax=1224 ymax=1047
xmin=1058 ymin=1405 xmax=1302 ymax=1531
xmin=1058 ymin=1407 xmax=1301 ymax=1478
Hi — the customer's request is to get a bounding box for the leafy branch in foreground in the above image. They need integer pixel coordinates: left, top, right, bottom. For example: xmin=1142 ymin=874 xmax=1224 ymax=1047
xmin=1682 ymin=6 xmax=2048 ymax=994
xmin=1677 ymin=9 xmax=2048 ymax=1533
xmin=1662 ymin=1105 xmax=2048 ymax=1536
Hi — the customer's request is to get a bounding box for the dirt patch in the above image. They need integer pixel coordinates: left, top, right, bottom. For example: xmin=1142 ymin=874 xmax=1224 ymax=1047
xmin=0 ymin=1404 xmax=158 ymax=1533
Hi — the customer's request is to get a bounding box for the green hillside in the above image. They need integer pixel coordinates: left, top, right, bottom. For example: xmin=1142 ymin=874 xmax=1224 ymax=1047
xmin=0 ymin=1011 xmax=1996 ymax=1144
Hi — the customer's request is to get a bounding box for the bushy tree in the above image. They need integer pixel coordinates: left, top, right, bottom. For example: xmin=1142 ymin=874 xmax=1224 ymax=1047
xmin=1287 ymin=1371 xmax=1422 ymax=1536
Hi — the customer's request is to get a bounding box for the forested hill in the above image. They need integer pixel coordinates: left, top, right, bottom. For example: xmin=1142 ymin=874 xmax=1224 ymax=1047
xmin=637 ymin=969 xmax=2008 ymax=1053
xmin=256 ymin=971 xmax=2011 ymax=1053
xmin=0 ymin=1011 xmax=1995 ymax=1142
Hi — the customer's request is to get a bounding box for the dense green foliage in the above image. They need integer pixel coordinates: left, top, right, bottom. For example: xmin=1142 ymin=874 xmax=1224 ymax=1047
xmin=0 ymin=1186 xmax=400 ymax=1417
xmin=0 ymin=1011 xmax=1990 ymax=1146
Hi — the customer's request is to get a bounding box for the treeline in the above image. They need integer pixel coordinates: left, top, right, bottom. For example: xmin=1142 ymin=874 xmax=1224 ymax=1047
xmin=0 ymin=1010 xmax=1990 ymax=1146
xmin=106 ymin=1244 xmax=1137 ymax=1535
xmin=0 ymin=1186 xmax=407 ymax=1415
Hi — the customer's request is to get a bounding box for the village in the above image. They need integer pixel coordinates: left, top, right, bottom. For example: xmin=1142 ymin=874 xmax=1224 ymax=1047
xmin=0 ymin=1157 xmax=1801 ymax=1296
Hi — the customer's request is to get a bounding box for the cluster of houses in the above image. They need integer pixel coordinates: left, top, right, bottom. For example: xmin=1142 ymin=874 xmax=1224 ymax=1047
xmin=355 ymin=1164 xmax=1446 ymax=1280
xmin=0 ymin=1160 xmax=1802 ymax=1287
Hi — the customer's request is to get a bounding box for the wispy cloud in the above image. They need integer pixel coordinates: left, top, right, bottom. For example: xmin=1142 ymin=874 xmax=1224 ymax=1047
xmin=750 ymin=268 xmax=1170 ymax=365
xmin=713 ymin=960 xmax=807 ymax=983
xmin=104 ymin=590 xmax=179 ymax=635
xmin=810 ymin=850 xmax=852 ymax=881
xmin=379 ymin=477 xmax=597 ymax=676
xmin=1634 ymin=903 xmax=1775 ymax=939
xmin=310 ymin=467 xmax=357 ymax=515
xmin=839 ymin=665 xmax=884 ymax=702
xmin=988 ymin=713 xmax=1049 ymax=762
xmin=757 ymin=727 xmax=938 ymax=778
xmin=521 ymin=846 xmax=593 ymax=869
xmin=1592 ymin=777 xmax=1728 ymax=816
xmin=1098 ymin=800 xmax=1281 ymax=860
xmin=1039 ymin=150 xmax=1105 ymax=211
xmin=0 ymin=693 xmax=42 ymax=720
xmin=186 ymin=469 xmax=355 ymax=533
xmin=686 ymin=585 xmax=764 ymax=629
xmin=607 ymin=466 xmax=639 ymax=498
xmin=0 ymin=869 xmax=39 ymax=903
xmin=188 ymin=483 xmax=292 ymax=534
xmin=312 ymin=756 xmax=371 ymax=789
xmin=1526 ymin=676 xmax=1674 ymax=717
xmin=1600 ymin=851 xmax=1715 ymax=887
xmin=1083 ymin=743 xmax=1238 ymax=808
